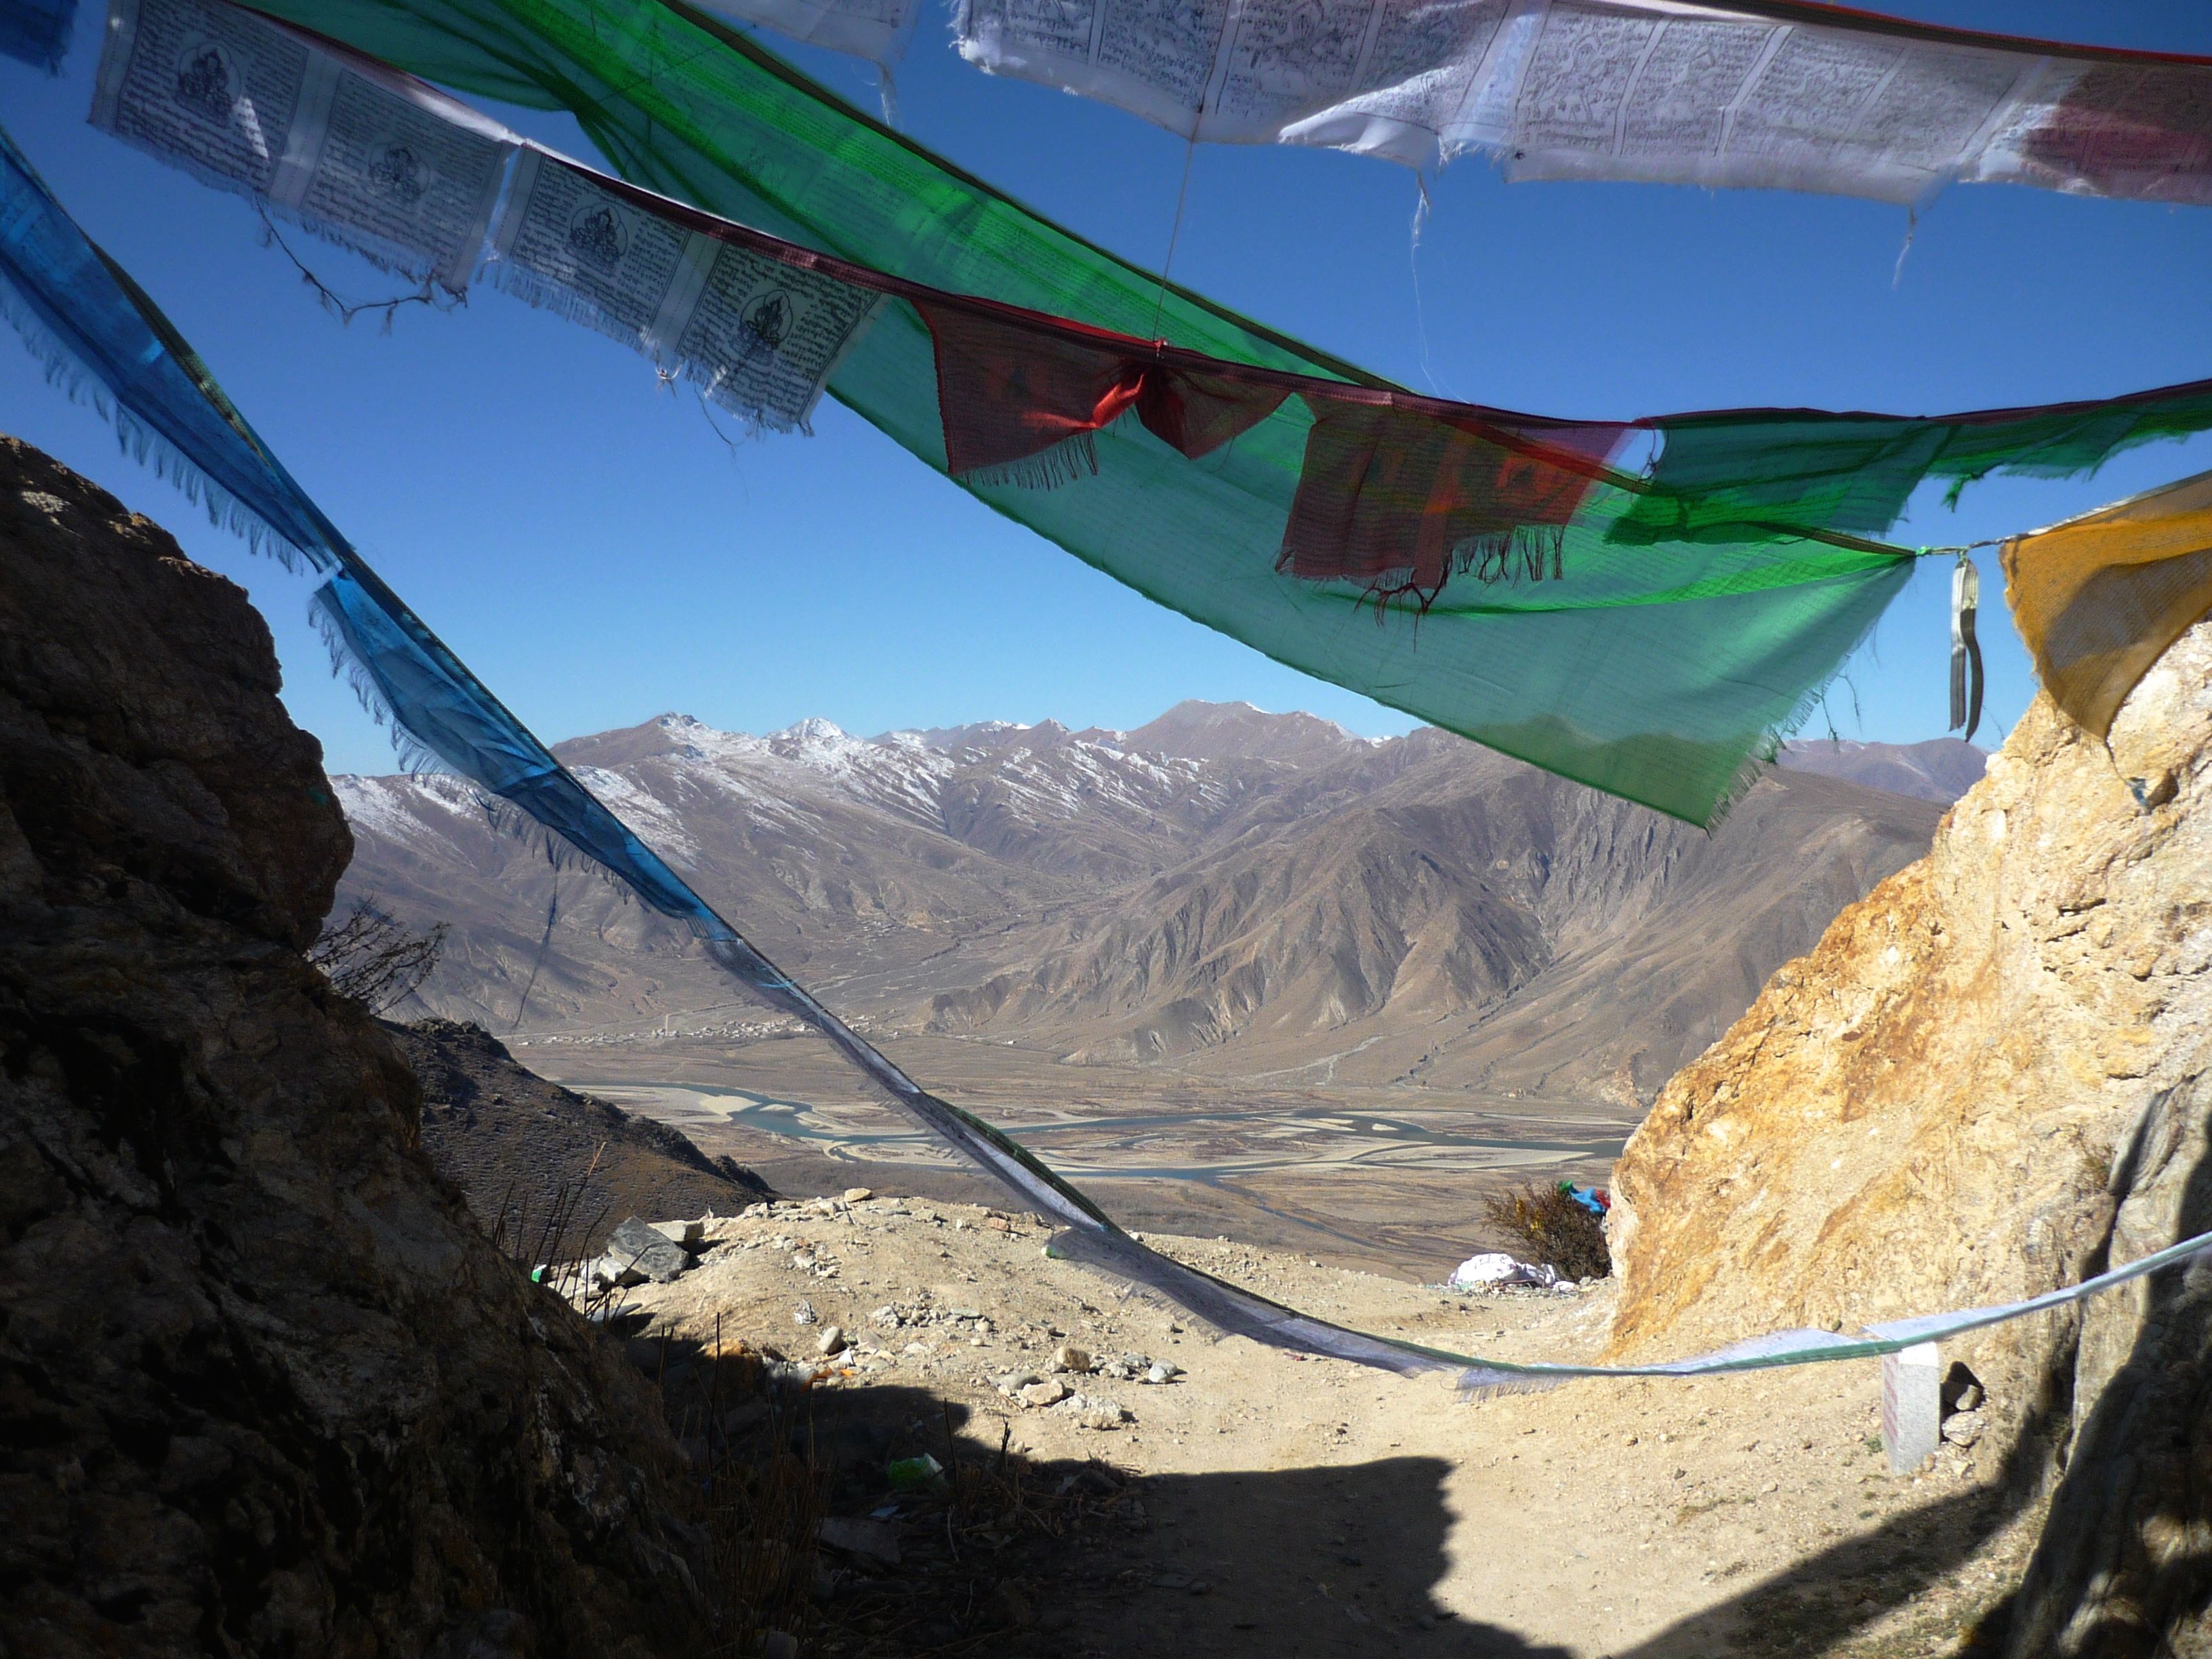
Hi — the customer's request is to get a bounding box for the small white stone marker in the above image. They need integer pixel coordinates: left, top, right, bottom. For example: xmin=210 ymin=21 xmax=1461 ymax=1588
xmin=1881 ymin=1342 xmax=1942 ymax=1473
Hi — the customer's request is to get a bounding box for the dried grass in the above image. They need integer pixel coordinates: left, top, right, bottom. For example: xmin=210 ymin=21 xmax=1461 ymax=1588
xmin=644 ymin=1325 xmax=1143 ymax=1657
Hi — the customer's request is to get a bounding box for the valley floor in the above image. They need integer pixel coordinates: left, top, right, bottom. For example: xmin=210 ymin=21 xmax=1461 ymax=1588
xmin=530 ymin=1033 xmax=1633 ymax=1280
xmin=615 ymin=1193 xmax=2045 ymax=1658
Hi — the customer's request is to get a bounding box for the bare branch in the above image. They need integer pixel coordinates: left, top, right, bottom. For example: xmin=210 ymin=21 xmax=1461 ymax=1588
xmin=309 ymin=895 xmax=449 ymax=1014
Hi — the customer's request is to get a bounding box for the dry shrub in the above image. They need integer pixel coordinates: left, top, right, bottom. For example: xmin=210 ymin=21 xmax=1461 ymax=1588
xmin=309 ymin=895 xmax=448 ymax=1014
xmin=1481 ymin=1181 xmax=1611 ymax=1280
xmin=485 ymin=1143 xmax=615 ymax=1311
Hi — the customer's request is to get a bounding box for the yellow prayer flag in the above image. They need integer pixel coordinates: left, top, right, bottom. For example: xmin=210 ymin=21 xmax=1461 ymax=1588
xmin=2003 ymin=470 xmax=2212 ymax=740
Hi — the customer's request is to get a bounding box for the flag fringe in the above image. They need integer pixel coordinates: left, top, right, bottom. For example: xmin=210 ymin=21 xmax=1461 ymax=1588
xmin=1704 ymin=558 xmax=1914 ymax=832
xmin=1324 ymin=524 xmax=1570 ymax=621
xmin=1456 ymin=1370 xmax=1570 ymax=1401
xmin=956 ymin=430 xmax=1099 ymax=491
xmin=98 ymin=123 xmax=459 ymax=293
xmin=306 ymin=582 xmax=653 ymax=898
xmin=0 ymin=272 xmax=323 ymax=575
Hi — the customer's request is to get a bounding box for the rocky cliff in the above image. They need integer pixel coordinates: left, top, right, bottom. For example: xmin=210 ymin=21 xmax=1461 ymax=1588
xmin=1607 ymin=619 xmax=2212 ymax=1656
xmin=393 ymin=1017 xmax=773 ymax=1254
xmin=0 ymin=438 xmax=712 ymax=1657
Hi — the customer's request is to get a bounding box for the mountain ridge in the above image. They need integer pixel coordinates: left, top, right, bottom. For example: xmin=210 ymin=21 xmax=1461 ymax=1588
xmin=335 ymin=703 xmax=1954 ymax=1107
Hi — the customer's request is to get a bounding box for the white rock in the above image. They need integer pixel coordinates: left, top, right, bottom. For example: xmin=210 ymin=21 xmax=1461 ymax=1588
xmin=842 ymin=1187 xmax=875 ymax=1203
xmin=1018 ymin=1379 xmax=1068 ymax=1408
xmin=1056 ymin=1393 xmax=1131 ymax=1429
xmin=817 ymin=1325 xmax=848 ymax=1357
xmin=1940 ymin=1410 xmax=1986 ymax=1449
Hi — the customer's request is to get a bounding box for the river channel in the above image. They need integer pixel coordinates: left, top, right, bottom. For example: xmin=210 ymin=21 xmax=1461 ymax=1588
xmin=559 ymin=1079 xmax=1632 ymax=1186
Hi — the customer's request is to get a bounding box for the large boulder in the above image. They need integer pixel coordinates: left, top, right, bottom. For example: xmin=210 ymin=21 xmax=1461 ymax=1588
xmin=0 ymin=436 xmax=712 ymax=1657
xmin=1607 ymin=615 xmax=2212 ymax=1656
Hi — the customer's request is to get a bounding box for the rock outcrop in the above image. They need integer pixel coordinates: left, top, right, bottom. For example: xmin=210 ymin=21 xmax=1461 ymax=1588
xmin=0 ymin=437 xmax=712 ymax=1656
xmin=1607 ymin=619 xmax=2212 ymax=1656
xmin=392 ymin=1017 xmax=773 ymax=1256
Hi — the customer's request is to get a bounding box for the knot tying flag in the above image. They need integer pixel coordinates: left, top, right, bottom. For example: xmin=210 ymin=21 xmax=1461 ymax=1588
xmin=1949 ymin=554 xmax=1983 ymax=743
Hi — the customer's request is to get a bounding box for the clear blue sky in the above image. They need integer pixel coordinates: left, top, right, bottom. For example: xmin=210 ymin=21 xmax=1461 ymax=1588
xmin=5 ymin=1 xmax=2212 ymax=777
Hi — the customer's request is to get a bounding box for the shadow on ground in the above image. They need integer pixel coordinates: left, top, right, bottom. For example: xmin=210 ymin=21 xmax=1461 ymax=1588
xmin=625 ymin=1324 xmax=1572 ymax=1657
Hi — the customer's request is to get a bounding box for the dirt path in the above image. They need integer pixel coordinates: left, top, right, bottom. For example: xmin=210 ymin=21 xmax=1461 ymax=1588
xmin=615 ymin=1193 xmax=2043 ymax=1657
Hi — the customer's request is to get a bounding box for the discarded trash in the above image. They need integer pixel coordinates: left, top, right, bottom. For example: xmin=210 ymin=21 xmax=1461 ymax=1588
xmin=1561 ymin=1183 xmax=1612 ymax=1216
xmin=1449 ymin=1252 xmax=1563 ymax=1290
xmin=886 ymin=1453 xmax=944 ymax=1491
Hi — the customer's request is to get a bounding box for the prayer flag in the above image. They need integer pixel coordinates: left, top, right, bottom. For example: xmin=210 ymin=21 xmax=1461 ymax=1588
xmin=100 ymin=0 xmax=2212 ymax=824
xmin=16 ymin=103 xmax=2212 ymax=1396
xmin=955 ymin=0 xmax=2212 ymax=207
xmin=2003 ymin=469 xmax=2212 ymax=742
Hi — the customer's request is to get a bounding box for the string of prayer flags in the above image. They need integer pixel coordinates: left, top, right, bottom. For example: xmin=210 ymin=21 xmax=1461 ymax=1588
xmin=0 ymin=118 xmax=1629 ymax=1381
xmin=16 ymin=123 xmax=2212 ymax=1394
xmin=953 ymin=0 xmax=2212 ymax=207
xmin=92 ymin=0 xmax=2212 ymax=827
xmin=2003 ymin=469 xmax=2212 ymax=743
xmin=90 ymin=0 xmax=880 ymax=429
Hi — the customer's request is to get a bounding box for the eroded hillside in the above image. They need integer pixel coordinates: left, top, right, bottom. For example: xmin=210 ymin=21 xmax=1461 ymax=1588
xmin=337 ymin=703 xmax=1949 ymax=1107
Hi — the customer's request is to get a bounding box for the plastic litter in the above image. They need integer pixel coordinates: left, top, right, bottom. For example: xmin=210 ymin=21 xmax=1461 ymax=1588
xmin=1561 ymin=1183 xmax=1612 ymax=1216
xmin=886 ymin=1454 xmax=944 ymax=1491
xmin=1449 ymin=1253 xmax=1563 ymax=1290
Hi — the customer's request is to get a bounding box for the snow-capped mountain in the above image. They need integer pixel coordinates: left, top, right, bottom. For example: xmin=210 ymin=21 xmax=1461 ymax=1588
xmin=331 ymin=701 xmax=1956 ymax=1106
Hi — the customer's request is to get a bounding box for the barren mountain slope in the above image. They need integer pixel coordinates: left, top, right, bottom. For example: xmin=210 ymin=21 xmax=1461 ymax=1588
xmin=337 ymin=703 xmax=1940 ymax=1105
xmin=1777 ymin=735 xmax=1988 ymax=802
xmin=926 ymin=735 xmax=1941 ymax=1100
xmin=392 ymin=1017 xmax=774 ymax=1254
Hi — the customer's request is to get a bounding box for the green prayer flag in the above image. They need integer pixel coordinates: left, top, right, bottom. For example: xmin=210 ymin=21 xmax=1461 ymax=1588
xmin=211 ymin=0 xmax=2205 ymax=825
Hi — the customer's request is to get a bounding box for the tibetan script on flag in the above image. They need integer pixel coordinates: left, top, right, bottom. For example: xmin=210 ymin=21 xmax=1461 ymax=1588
xmin=955 ymin=0 xmax=2212 ymax=205
xmin=491 ymin=151 xmax=879 ymax=433
xmin=93 ymin=0 xmax=506 ymax=284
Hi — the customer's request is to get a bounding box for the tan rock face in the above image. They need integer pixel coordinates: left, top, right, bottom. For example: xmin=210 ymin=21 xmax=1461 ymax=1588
xmin=1607 ymin=618 xmax=2212 ymax=1656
